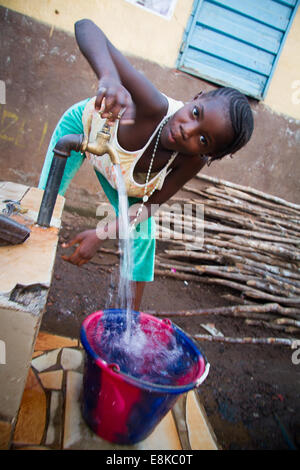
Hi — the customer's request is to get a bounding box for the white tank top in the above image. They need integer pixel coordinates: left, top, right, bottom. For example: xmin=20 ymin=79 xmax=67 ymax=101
xmin=82 ymin=95 xmax=184 ymax=198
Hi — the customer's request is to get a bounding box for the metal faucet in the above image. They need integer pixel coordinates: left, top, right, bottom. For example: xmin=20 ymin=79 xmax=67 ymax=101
xmin=80 ymin=117 xmax=120 ymax=165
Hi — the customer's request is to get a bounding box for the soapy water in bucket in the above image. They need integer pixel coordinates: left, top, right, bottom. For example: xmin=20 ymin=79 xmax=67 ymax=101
xmin=90 ymin=313 xmax=197 ymax=386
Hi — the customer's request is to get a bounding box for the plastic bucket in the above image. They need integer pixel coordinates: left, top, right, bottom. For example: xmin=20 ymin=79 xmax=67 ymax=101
xmin=80 ymin=309 xmax=210 ymax=445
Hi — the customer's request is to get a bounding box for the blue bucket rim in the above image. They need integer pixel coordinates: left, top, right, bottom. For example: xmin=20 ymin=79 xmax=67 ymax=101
xmin=80 ymin=308 xmax=210 ymax=394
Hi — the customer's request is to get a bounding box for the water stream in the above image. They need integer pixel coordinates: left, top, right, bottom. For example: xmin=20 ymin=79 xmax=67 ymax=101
xmin=114 ymin=163 xmax=134 ymax=340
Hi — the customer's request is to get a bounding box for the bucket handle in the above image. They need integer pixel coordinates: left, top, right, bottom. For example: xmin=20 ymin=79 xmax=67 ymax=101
xmin=195 ymin=362 xmax=210 ymax=387
xmin=108 ymin=363 xmax=120 ymax=373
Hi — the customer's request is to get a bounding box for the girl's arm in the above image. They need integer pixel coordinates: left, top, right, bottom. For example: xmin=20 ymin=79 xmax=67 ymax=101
xmin=74 ymin=19 xmax=166 ymax=122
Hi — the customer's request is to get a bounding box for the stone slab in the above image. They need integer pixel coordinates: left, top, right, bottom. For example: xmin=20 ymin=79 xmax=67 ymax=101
xmin=34 ymin=332 xmax=78 ymax=351
xmin=0 ymin=183 xmax=64 ymax=449
xmin=0 ymin=306 xmax=38 ymax=420
xmin=63 ymin=371 xmax=182 ymax=451
xmin=0 ymin=185 xmax=64 ymax=295
xmin=0 ymin=181 xmax=29 ymax=207
xmin=0 ymin=420 xmax=12 ymax=450
xmin=13 ymin=368 xmax=47 ymax=446
xmin=186 ymin=390 xmax=218 ymax=450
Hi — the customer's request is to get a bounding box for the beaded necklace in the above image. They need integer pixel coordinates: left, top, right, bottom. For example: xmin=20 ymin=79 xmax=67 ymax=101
xmin=129 ymin=116 xmax=175 ymax=231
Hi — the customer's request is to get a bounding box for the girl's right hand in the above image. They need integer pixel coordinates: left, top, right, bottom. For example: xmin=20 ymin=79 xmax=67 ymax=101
xmin=95 ymin=77 xmax=133 ymax=125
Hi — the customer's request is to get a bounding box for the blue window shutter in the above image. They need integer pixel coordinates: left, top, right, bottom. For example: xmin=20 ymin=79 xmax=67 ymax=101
xmin=177 ymin=0 xmax=299 ymax=99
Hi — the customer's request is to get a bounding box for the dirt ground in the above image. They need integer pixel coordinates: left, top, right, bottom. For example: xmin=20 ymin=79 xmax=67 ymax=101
xmin=41 ymin=205 xmax=300 ymax=451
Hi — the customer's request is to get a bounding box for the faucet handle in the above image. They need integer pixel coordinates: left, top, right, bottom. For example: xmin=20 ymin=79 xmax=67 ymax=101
xmin=101 ymin=121 xmax=111 ymax=135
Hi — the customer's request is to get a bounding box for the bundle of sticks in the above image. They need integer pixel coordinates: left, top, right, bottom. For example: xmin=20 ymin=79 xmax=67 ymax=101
xmin=153 ymin=174 xmax=300 ymax=346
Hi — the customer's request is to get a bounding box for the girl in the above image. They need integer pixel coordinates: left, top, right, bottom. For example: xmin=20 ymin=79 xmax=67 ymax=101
xmin=39 ymin=19 xmax=254 ymax=311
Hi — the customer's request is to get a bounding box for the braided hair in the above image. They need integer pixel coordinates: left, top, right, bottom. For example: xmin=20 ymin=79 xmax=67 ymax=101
xmin=202 ymin=87 xmax=254 ymax=163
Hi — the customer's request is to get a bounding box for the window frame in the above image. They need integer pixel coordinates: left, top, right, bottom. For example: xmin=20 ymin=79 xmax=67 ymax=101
xmin=176 ymin=0 xmax=300 ymax=100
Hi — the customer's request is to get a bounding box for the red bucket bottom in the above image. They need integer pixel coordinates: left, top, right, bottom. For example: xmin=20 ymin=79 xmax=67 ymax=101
xmin=80 ymin=309 xmax=209 ymax=444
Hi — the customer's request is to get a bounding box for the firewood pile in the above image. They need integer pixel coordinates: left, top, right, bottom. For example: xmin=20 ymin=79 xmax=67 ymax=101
xmin=153 ymin=174 xmax=300 ymax=346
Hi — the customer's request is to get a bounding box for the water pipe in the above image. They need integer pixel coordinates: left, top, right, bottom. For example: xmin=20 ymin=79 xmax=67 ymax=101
xmin=37 ymin=119 xmax=120 ymax=227
xmin=37 ymin=134 xmax=83 ymax=227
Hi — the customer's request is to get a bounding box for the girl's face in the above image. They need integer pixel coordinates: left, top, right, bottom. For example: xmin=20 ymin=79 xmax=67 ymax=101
xmin=160 ymin=95 xmax=234 ymax=158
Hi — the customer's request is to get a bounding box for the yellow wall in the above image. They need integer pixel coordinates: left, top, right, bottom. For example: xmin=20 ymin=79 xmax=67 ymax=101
xmin=264 ymin=8 xmax=300 ymax=120
xmin=1 ymin=0 xmax=194 ymax=67
xmin=2 ymin=0 xmax=300 ymax=119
